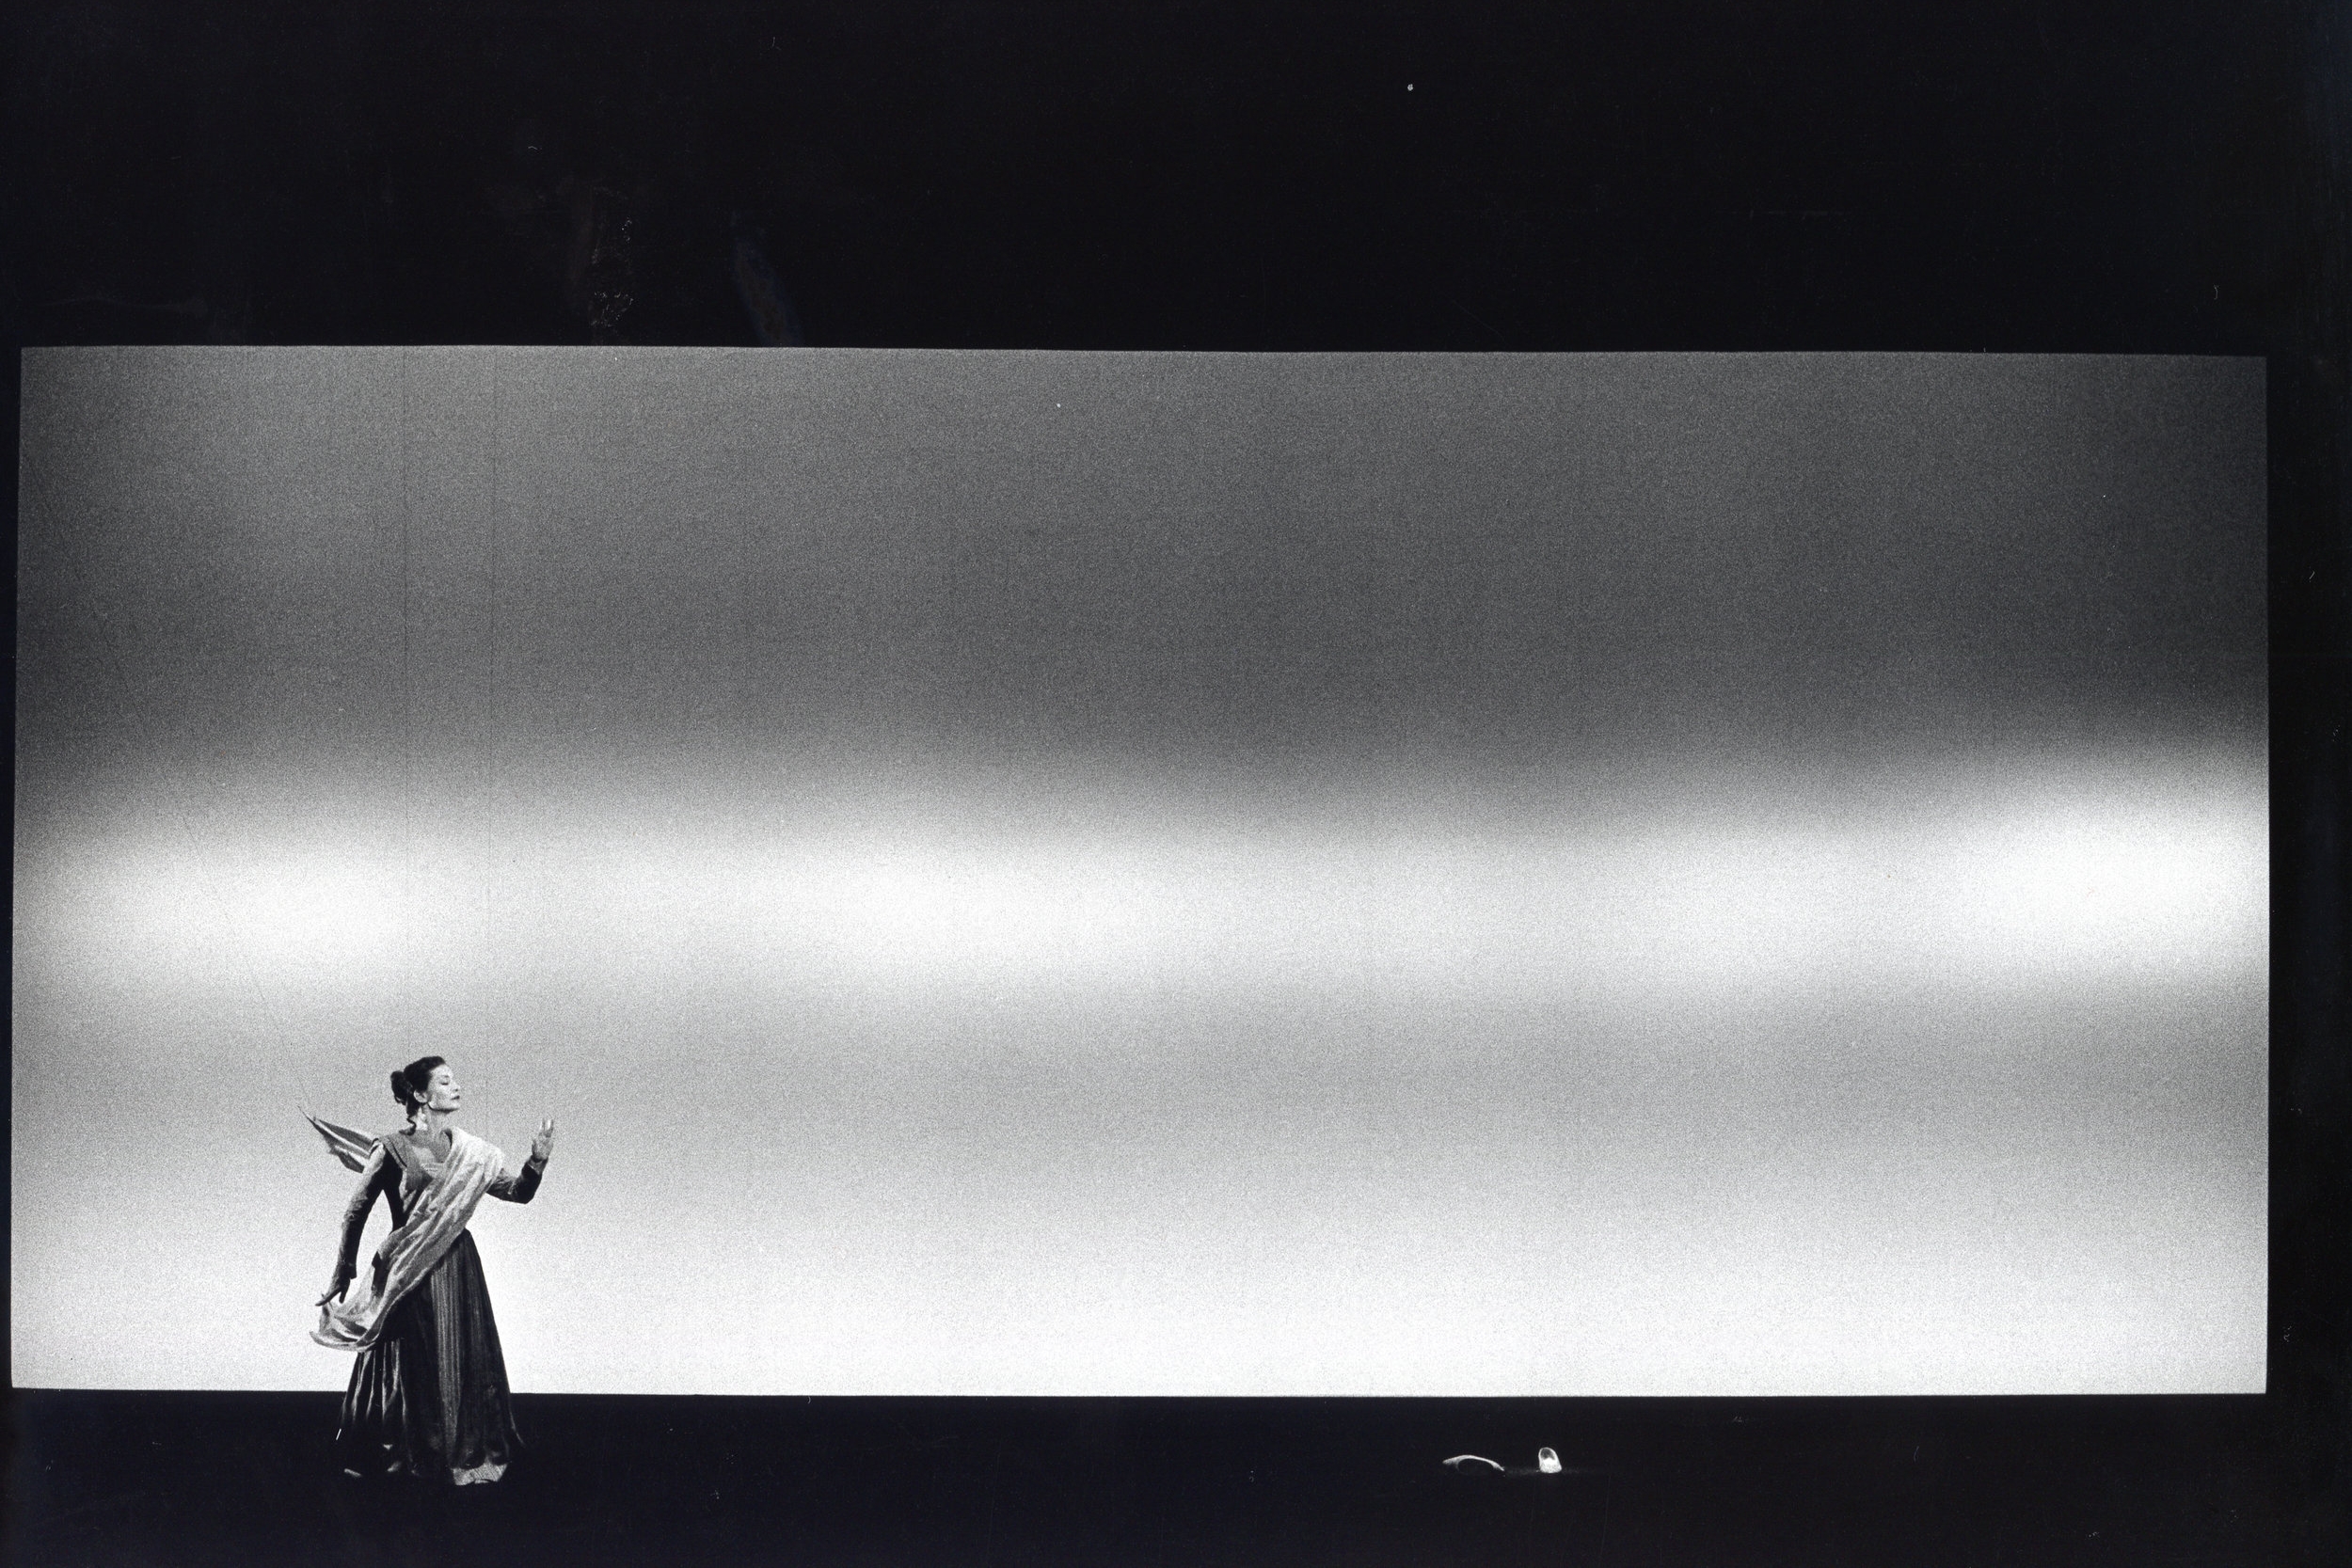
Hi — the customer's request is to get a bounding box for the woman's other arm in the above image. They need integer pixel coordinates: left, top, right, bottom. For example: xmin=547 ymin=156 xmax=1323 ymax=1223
xmin=320 ymin=1144 xmax=390 ymax=1304
xmin=488 ymin=1118 xmax=556 ymax=1204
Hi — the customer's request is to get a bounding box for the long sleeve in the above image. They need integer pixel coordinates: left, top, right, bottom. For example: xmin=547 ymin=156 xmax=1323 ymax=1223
xmin=331 ymin=1144 xmax=391 ymax=1287
xmin=487 ymin=1152 xmax=548 ymax=1204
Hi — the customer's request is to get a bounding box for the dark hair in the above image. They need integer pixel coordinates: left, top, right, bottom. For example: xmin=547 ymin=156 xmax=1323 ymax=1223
xmin=390 ymin=1055 xmax=448 ymax=1113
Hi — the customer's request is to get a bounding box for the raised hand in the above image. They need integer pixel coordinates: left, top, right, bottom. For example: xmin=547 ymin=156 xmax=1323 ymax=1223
xmin=531 ymin=1117 xmax=556 ymax=1164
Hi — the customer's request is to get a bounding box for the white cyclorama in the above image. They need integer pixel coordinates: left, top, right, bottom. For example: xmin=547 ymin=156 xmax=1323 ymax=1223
xmin=14 ymin=348 xmax=2266 ymax=1395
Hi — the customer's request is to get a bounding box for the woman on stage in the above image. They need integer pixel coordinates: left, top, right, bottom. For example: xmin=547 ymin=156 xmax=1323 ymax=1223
xmin=309 ymin=1056 xmax=555 ymax=1486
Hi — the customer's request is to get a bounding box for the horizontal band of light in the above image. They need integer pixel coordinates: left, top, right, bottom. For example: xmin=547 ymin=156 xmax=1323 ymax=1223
xmin=40 ymin=766 xmax=2265 ymax=1000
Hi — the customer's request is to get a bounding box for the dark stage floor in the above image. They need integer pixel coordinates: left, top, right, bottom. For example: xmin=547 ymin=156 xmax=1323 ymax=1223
xmin=5 ymin=1390 xmax=2317 ymax=1567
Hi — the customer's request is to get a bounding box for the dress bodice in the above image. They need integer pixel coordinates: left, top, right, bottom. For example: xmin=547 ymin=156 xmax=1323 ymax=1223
xmin=331 ymin=1131 xmax=545 ymax=1283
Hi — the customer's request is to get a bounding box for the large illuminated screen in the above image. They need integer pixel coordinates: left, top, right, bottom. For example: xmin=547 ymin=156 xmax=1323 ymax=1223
xmin=14 ymin=349 xmax=2265 ymax=1394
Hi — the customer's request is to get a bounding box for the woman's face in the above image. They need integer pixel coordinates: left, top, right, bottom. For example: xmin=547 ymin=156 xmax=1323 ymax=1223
xmin=421 ymin=1065 xmax=462 ymax=1117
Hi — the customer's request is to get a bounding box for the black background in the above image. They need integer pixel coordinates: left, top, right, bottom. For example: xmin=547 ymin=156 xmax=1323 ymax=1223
xmin=5 ymin=2 xmax=2346 ymax=1564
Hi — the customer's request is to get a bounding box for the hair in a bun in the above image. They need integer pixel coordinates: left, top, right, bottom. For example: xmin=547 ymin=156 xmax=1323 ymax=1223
xmin=390 ymin=1055 xmax=449 ymax=1113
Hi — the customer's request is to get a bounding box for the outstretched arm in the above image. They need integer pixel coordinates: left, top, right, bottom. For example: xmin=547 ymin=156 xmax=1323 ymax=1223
xmin=489 ymin=1118 xmax=556 ymax=1204
xmin=321 ymin=1144 xmax=390 ymax=1305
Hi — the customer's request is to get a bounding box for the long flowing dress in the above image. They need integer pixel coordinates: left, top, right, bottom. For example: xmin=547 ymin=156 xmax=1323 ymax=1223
xmin=327 ymin=1130 xmax=546 ymax=1485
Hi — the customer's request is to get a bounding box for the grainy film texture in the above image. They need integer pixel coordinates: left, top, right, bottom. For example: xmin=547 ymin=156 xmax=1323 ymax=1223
xmin=14 ymin=349 xmax=2265 ymax=1394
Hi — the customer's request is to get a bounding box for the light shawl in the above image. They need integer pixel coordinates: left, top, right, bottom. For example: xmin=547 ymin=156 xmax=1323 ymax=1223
xmin=308 ymin=1116 xmax=511 ymax=1353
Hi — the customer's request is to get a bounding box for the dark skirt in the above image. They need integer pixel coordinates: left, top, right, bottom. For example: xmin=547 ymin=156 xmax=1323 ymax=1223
xmin=334 ymin=1229 xmax=522 ymax=1485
